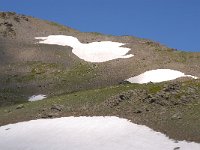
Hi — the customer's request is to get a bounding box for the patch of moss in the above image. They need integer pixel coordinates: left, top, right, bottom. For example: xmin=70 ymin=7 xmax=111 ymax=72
xmin=48 ymin=22 xmax=64 ymax=28
xmin=17 ymin=74 xmax=36 ymax=82
xmin=55 ymin=63 xmax=94 ymax=83
xmin=6 ymin=62 xmax=60 ymax=83
xmin=31 ymin=62 xmax=58 ymax=74
xmin=90 ymin=32 xmax=103 ymax=35
xmin=173 ymin=51 xmax=188 ymax=63
xmin=0 ymin=88 xmax=28 ymax=106
xmin=47 ymin=21 xmax=74 ymax=32
xmin=147 ymin=84 xmax=162 ymax=94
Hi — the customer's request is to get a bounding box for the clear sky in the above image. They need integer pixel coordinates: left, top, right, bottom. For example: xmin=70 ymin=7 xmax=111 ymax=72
xmin=0 ymin=0 xmax=200 ymax=52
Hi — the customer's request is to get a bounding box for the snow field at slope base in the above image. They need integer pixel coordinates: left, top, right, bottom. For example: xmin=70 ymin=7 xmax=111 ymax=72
xmin=35 ymin=35 xmax=133 ymax=62
xmin=126 ymin=69 xmax=198 ymax=84
xmin=0 ymin=116 xmax=199 ymax=150
xmin=28 ymin=94 xmax=47 ymax=101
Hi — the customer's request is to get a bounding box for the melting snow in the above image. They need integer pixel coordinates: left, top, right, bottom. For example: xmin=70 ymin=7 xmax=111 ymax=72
xmin=0 ymin=116 xmax=199 ymax=150
xmin=126 ymin=69 xmax=198 ymax=84
xmin=28 ymin=94 xmax=47 ymax=101
xmin=35 ymin=35 xmax=133 ymax=62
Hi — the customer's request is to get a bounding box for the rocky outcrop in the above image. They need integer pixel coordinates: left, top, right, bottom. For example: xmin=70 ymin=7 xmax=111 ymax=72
xmin=143 ymin=83 xmax=200 ymax=106
xmin=101 ymin=82 xmax=200 ymax=109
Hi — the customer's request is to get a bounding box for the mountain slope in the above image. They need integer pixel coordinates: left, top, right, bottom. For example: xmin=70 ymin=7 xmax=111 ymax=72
xmin=0 ymin=12 xmax=199 ymax=106
xmin=0 ymin=80 xmax=200 ymax=143
xmin=0 ymin=12 xmax=200 ymax=143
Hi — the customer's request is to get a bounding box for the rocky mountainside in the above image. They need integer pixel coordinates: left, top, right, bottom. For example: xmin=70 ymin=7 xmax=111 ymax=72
xmin=0 ymin=12 xmax=200 ymax=143
xmin=1 ymin=12 xmax=200 ymax=105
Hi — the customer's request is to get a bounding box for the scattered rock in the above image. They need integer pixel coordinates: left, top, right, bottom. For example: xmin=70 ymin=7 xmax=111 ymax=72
xmin=16 ymin=104 xmax=24 ymax=109
xmin=163 ymin=83 xmax=180 ymax=92
xmin=51 ymin=104 xmax=64 ymax=111
xmin=35 ymin=113 xmax=42 ymax=119
xmin=21 ymin=15 xmax=29 ymax=21
xmin=5 ymin=128 xmax=10 ymax=130
xmin=171 ymin=113 xmax=182 ymax=120
xmin=187 ymin=87 xmax=196 ymax=94
xmin=103 ymin=90 xmax=136 ymax=108
xmin=39 ymin=107 xmax=47 ymax=112
xmin=14 ymin=16 xmax=20 ymax=22
xmin=0 ymin=12 xmax=6 ymax=18
xmin=119 ymin=80 xmax=130 ymax=84
xmin=0 ymin=20 xmax=16 ymax=37
xmin=142 ymin=82 xmax=198 ymax=106
xmin=119 ymin=94 xmax=128 ymax=101
xmin=134 ymin=110 xmax=142 ymax=114
xmin=4 ymin=109 xmax=11 ymax=113
xmin=42 ymin=112 xmax=59 ymax=118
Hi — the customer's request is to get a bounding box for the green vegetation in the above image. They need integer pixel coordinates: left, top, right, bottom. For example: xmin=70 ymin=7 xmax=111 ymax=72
xmin=1 ymin=61 xmax=97 ymax=106
xmin=56 ymin=63 xmax=94 ymax=81
xmin=0 ymin=83 xmax=140 ymax=123
xmin=148 ymin=84 xmax=162 ymax=93
xmin=30 ymin=62 xmax=58 ymax=75
xmin=47 ymin=21 xmax=75 ymax=32
xmin=90 ymin=32 xmax=103 ymax=35
xmin=0 ymin=80 xmax=200 ymax=142
xmin=48 ymin=21 xmax=64 ymax=28
xmin=0 ymin=11 xmax=200 ymax=143
xmin=5 ymin=61 xmax=59 ymax=83
xmin=174 ymin=51 xmax=187 ymax=63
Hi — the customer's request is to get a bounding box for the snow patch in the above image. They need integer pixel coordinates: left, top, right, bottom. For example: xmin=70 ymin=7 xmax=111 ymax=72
xmin=126 ymin=69 xmax=198 ymax=84
xmin=28 ymin=94 xmax=47 ymax=101
xmin=0 ymin=116 xmax=199 ymax=150
xmin=35 ymin=35 xmax=133 ymax=62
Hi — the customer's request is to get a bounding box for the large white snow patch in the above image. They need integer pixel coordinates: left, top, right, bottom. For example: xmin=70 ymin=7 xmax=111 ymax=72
xmin=0 ymin=116 xmax=199 ymax=150
xmin=28 ymin=94 xmax=47 ymax=102
xmin=126 ymin=69 xmax=198 ymax=84
xmin=35 ymin=35 xmax=133 ymax=62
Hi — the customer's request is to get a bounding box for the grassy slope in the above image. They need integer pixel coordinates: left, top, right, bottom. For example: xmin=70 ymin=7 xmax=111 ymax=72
xmin=0 ymin=80 xmax=200 ymax=142
xmin=0 ymin=60 xmax=97 ymax=106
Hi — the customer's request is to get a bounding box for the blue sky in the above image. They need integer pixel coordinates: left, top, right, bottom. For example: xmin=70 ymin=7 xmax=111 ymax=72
xmin=0 ymin=0 xmax=200 ymax=52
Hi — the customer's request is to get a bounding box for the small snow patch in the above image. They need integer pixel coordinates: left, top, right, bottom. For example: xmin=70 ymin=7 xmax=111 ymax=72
xmin=0 ymin=116 xmax=199 ymax=150
xmin=28 ymin=95 xmax=47 ymax=102
xmin=35 ymin=35 xmax=133 ymax=62
xmin=126 ymin=69 xmax=198 ymax=84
